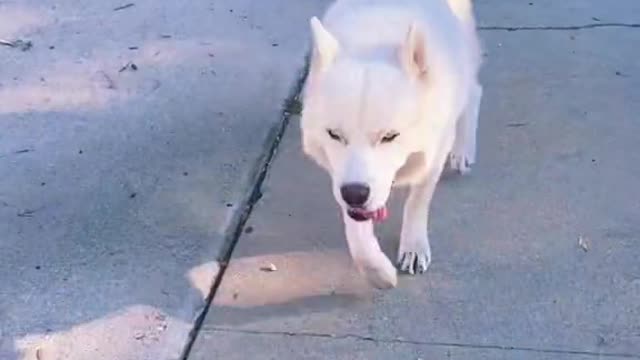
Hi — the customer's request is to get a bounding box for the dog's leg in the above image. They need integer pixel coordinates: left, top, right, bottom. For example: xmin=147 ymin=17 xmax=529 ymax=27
xmin=343 ymin=213 xmax=397 ymax=289
xmin=398 ymin=152 xmax=448 ymax=274
xmin=448 ymin=82 xmax=482 ymax=174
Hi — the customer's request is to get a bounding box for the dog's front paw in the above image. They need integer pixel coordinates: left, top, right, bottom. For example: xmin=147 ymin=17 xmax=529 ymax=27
xmin=397 ymin=237 xmax=432 ymax=275
xmin=355 ymin=253 xmax=398 ymax=289
xmin=446 ymin=151 xmax=472 ymax=175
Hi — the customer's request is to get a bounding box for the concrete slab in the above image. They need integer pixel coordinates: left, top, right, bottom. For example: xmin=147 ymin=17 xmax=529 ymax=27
xmin=191 ymin=331 xmax=614 ymax=360
xmin=0 ymin=0 xmax=330 ymax=359
xmin=475 ymin=0 xmax=640 ymax=28
xmin=191 ymin=2 xmax=640 ymax=359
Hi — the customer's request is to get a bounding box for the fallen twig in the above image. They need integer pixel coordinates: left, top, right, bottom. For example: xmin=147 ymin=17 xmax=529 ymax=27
xmin=118 ymin=61 xmax=138 ymax=72
xmin=0 ymin=39 xmax=33 ymax=51
xmin=17 ymin=209 xmax=36 ymax=217
xmin=114 ymin=3 xmax=135 ymax=11
xmin=14 ymin=148 xmax=33 ymax=154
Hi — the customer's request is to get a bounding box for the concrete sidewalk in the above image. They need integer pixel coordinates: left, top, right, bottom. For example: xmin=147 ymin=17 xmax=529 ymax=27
xmin=1 ymin=0 xmax=328 ymax=359
xmin=189 ymin=1 xmax=640 ymax=359
xmin=1 ymin=1 xmax=639 ymax=360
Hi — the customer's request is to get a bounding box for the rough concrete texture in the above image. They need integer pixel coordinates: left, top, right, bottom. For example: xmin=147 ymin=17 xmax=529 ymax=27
xmin=474 ymin=0 xmax=640 ymax=28
xmin=190 ymin=1 xmax=640 ymax=359
xmin=191 ymin=332 xmax=619 ymax=360
xmin=0 ymin=0 xmax=329 ymax=359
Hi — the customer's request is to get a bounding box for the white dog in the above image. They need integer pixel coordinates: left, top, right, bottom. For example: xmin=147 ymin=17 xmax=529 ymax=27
xmin=300 ymin=0 xmax=482 ymax=288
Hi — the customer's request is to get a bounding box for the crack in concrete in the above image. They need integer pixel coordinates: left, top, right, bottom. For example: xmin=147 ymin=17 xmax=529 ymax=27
xmin=178 ymin=55 xmax=311 ymax=360
xmin=203 ymin=327 xmax=640 ymax=359
xmin=479 ymin=22 xmax=640 ymax=32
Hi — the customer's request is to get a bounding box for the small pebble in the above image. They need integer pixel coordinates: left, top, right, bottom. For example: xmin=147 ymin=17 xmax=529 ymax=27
xmin=261 ymin=263 xmax=277 ymax=272
xmin=578 ymin=235 xmax=589 ymax=252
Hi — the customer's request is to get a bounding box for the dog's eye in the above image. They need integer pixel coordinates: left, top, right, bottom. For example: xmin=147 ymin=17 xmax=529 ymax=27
xmin=327 ymin=129 xmax=343 ymax=142
xmin=381 ymin=132 xmax=399 ymax=144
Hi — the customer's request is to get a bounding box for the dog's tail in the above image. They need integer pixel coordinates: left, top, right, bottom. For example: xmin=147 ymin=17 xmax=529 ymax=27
xmin=447 ymin=0 xmax=482 ymax=69
xmin=446 ymin=0 xmax=475 ymax=26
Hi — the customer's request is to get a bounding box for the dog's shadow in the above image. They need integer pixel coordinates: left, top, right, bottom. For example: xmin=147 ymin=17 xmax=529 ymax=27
xmin=206 ymin=249 xmax=381 ymax=328
xmin=206 ymin=184 xmax=452 ymax=329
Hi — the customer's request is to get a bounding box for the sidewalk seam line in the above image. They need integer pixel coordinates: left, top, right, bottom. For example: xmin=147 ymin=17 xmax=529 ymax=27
xmin=202 ymin=327 xmax=640 ymax=359
xmin=479 ymin=22 xmax=640 ymax=31
xmin=178 ymin=53 xmax=310 ymax=360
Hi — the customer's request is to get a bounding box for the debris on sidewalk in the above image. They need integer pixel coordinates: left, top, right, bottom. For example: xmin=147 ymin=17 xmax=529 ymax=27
xmin=17 ymin=209 xmax=37 ymax=218
xmin=578 ymin=235 xmax=590 ymax=252
xmin=133 ymin=312 xmax=169 ymax=342
xmin=260 ymin=263 xmax=277 ymax=272
xmin=14 ymin=148 xmax=33 ymax=154
xmin=96 ymin=71 xmax=117 ymax=89
xmin=0 ymin=39 xmax=33 ymax=51
xmin=284 ymin=97 xmax=302 ymax=116
xmin=119 ymin=61 xmax=138 ymax=72
xmin=114 ymin=3 xmax=135 ymax=11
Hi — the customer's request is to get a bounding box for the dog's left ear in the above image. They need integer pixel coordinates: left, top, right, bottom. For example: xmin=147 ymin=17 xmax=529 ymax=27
xmin=310 ymin=17 xmax=339 ymax=73
xmin=399 ymin=22 xmax=428 ymax=79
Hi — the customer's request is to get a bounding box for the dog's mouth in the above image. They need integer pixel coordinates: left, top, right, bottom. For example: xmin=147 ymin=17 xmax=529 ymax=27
xmin=347 ymin=206 xmax=388 ymax=222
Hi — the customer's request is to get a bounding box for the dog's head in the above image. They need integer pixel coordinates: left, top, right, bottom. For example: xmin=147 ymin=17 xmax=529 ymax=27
xmin=300 ymin=17 xmax=431 ymax=222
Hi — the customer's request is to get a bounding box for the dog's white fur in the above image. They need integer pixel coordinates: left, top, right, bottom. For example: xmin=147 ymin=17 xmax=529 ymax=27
xmin=300 ymin=0 xmax=483 ymax=288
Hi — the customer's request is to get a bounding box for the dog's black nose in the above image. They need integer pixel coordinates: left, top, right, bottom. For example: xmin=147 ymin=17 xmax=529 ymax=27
xmin=340 ymin=183 xmax=370 ymax=207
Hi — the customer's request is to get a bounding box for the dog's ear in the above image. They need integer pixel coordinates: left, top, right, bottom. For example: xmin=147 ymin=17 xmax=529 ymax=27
xmin=399 ymin=22 xmax=428 ymax=79
xmin=310 ymin=17 xmax=339 ymax=72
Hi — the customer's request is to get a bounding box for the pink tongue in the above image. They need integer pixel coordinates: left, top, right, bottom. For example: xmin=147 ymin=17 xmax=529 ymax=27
xmin=369 ymin=207 xmax=389 ymax=222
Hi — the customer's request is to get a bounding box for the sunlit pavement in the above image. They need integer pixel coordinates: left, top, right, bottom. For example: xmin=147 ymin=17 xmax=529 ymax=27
xmin=1 ymin=1 xmax=639 ymax=360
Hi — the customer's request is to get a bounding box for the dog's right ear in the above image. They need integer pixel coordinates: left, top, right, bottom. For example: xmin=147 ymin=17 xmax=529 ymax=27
xmin=310 ymin=17 xmax=339 ymax=73
xmin=399 ymin=22 xmax=428 ymax=80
